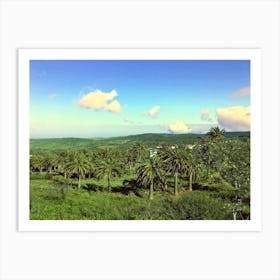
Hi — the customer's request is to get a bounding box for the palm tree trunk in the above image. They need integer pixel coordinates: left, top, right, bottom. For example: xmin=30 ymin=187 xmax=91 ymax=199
xmin=174 ymin=172 xmax=178 ymax=196
xmin=207 ymin=155 xmax=210 ymax=182
xmin=149 ymin=179 xmax=154 ymax=200
xmin=78 ymin=174 xmax=81 ymax=189
xmin=189 ymin=172 xmax=193 ymax=191
xmin=107 ymin=174 xmax=111 ymax=192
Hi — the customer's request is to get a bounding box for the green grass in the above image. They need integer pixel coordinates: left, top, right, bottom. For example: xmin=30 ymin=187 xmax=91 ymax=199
xmin=30 ymin=178 xmax=246 ymax=220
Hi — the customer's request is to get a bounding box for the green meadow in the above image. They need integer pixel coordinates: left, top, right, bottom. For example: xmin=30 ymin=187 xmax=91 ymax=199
xmin=30 ymin=128 xmax=250 ymax=220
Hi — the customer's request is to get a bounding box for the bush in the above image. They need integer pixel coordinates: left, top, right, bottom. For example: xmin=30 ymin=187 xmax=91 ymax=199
xmin=45 ymin=187 xmax=66 ymax=201
xmin=172 ymin=191 xmax=232 ymax=220
xmin=30 ymin=172 xmax=53 ymax=180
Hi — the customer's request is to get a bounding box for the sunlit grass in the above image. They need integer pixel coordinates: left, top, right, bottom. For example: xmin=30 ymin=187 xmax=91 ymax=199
xmin=30 ymin=178 xmax=244 ymax=220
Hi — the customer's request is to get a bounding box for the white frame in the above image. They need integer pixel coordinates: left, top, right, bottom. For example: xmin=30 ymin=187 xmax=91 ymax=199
xmin=18 ymin=48 xmax=262 ymax=232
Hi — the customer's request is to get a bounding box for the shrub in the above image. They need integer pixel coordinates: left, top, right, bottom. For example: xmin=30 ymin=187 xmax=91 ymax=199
xmin=45 ymin=187 xmax=66 ymax=201
xmin=30 ymin=172 xmax=53 ymax=180
xmin=172 ymin=191 xmax=232 ymax=220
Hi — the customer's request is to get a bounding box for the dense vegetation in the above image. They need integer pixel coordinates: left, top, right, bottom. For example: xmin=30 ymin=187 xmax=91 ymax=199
xmin=30 ymin=127 xmax=250 ymax=220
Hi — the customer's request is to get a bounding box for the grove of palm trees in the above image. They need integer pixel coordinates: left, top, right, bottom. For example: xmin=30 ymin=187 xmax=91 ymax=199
xmin=29 ymin=127 xmax=250 ymax=220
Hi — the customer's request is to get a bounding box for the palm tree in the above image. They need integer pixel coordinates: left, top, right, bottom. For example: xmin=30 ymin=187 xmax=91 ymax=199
xmin=30 ymin=154 xmax=44 ymax=173
xmin=156 ymin=146 xmax=172 ymax=191
xmin=43 ymin=153 xmax=54 ymax=173
xmin=162 ymin=146 xmax=186 ymax=196
xmin=136 ymin=158 xmax=158 ymax=200
xmin=57 ymin=150 xmax=72 ymax=179
xmin=185 ymin=150 xmax=199 ymax=191
xmin=65 ymin=153 xmax=91 ymax=189
xmin=206 ymin=126 xmax=225 ymax=142
xmin=197 ymin=127 xmax=226 ymax=183
xmin=94 ymin=150 xmax=122 ymax=192
xmin=131 ymin=142 xmax=147 ymax=164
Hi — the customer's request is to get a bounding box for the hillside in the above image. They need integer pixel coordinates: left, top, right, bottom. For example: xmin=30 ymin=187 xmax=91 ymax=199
xmin=30 ymin=132 xmax=250 ymax=152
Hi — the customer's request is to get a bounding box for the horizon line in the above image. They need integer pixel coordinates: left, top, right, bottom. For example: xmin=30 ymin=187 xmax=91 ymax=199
xmin=30 ymin=131 xmax=250 ymax=140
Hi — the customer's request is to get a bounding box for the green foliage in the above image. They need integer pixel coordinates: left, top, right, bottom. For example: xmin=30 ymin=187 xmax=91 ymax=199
xmin=30 ymin=172 xmax=53 ymax=180
xmin=94 ymin=149 xmax=122 ymax=192
xmin=29 ymin=128 xmax=251 ymax=220
xmin=172 ymin=191 xmax=232 ymax=220
xmin=30 ymin=178 xmax=245 ymax=220
xmin=46 ymin=187 xmax=66 ymax=201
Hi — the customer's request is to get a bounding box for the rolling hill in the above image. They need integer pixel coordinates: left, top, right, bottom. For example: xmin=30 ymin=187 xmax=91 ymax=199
xmin=30 ymin=132 xmax=250 ymax=152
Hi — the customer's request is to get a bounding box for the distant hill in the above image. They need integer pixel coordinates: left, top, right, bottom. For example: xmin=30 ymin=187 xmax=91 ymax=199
xmin=30 ymin=132 xmax=250 ymax=152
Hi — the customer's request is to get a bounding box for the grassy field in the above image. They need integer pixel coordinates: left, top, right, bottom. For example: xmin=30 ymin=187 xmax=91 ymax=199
xmin=30 ymin=177 xmax=248 ymax=220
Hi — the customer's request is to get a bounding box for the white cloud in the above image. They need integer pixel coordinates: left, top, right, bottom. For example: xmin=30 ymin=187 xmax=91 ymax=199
xmin=78 ymin=89 xmax=122 ymax=114
xmin=216 ymin=106 xmax=250 ymax=131
xmin=48 ymin=94 xmax=57 ymax=100
xmin=106 ymin=100 xmax=122 ymax=114
xmin=230 ymin=87 xmax=250 ymax=98
xmin=201 ymin=108 xmax=211 ymax=121
xmin=142 ymin=105 xmax=160 ymax=118
xmin=168 ymin=120 xmax=192 ymax=134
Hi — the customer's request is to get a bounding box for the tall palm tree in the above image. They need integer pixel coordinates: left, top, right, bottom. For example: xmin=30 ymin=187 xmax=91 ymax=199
xmin=43 ymin=153 xmax=56 ymax=173
xmin=65 ymin=153 xmax=91 ymax=189
xmin=185 ymin=150 xmax=199 ymax=191
xmin=162 ymin=146 xmax=186 ymax=196
xmin=56 ymin=150 xmax=70 ymax=178
xmin=94 ymin=150 xmax=122 ymax=192
xmin=156 ymin=146 xmax=172 ymax=191
xmin=136 ymin=158 xmax=158 ymax=200
xmin=197 ymin=127 xmax=226 ymax=183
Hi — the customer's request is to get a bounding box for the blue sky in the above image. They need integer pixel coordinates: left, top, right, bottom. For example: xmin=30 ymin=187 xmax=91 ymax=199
xmin=30 ymin=60 xmax=250 ymax=138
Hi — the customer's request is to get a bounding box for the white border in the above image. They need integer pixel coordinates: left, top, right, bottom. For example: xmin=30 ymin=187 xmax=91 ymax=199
xmin=18 ymin=49 xmax=262 ymax=231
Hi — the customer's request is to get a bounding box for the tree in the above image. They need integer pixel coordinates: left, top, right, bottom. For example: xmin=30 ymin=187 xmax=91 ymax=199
xmin=136 ymin=158 xmax=158 ymax=200
xmin=215 ymin=138 xmax=250 ymax=203
xmin=94 ymin=150 xmax=122 ymax=192
xmin=30 ymin=153 xmax=44 ymax=173
xmin=185 ymin=150 xmax=199 ymax=191
xmin=206 ymin=126 xmax=225 ymax=142
xmin=162 ymin=146 xmax=186 ymax=196
xmin=131 ymin=142 xmax=147 ymax=164
xmin=156 ymin=146 xmax=172 ymax=191
xmin=197 ymin=127 xmax=226 ymax=182
xmin=65 ymin=152 xmax=91 ymax=189
xmin=56 ymin=150 xmax=72 ymax=178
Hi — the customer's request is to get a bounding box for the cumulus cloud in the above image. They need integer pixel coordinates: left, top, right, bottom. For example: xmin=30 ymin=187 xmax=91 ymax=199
xmin=142 ymin=105 xmax=160 ymax=118
xmin=201 ymin=108 xmax=211 ymax=121
xmin=78 ymin=89 xmax=122 ymax=114
xmin=105 ymin=100 xmax=122 ymax=114
xmin=230 ymin=87 xmax=250 ymax=98
xmin=168 ymin=120 xmax=192 ymax=134
xmin=216 ymin=106 xmax=250 ymax=131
